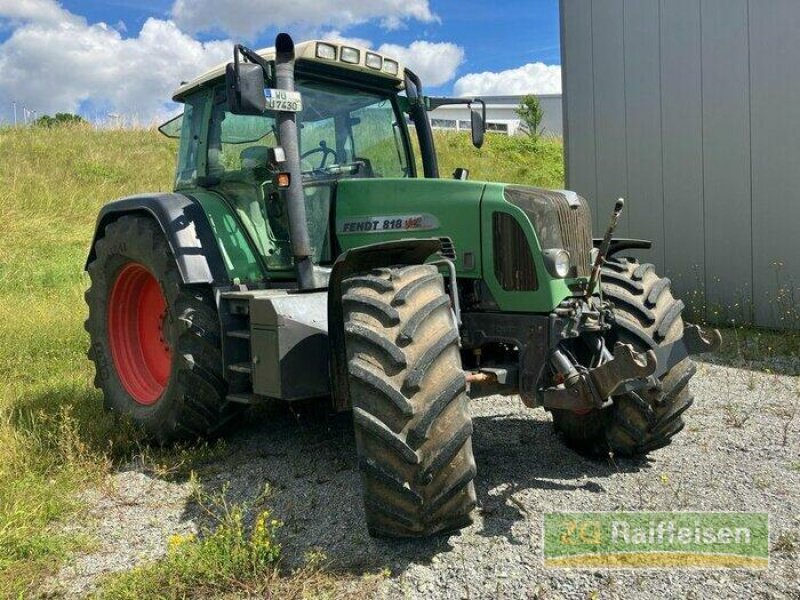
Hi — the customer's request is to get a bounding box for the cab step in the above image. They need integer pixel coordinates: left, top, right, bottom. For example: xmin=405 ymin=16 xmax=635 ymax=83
xmin=226 ymin=393 xmax=262 ymax=405
xmin=226 ymin=329 xmax=251 ymax=340
xmin=228 ymin=362 xmax=253 ymax=374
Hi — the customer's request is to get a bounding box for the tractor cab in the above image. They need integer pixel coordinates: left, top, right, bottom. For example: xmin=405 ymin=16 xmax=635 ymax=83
xmin=160 ymin=39 xmax=484 ymax=279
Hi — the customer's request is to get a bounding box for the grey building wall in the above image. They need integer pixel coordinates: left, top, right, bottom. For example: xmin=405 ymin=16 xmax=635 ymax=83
xmin=561 ymin=0 xmax=800 ymax=328
xmin=538 ymin=95 xmax=563 ymax=138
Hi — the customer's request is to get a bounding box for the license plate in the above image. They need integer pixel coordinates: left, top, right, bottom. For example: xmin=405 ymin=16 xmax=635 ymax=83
xmin=264 ymin=89 xmax=303 ymax=112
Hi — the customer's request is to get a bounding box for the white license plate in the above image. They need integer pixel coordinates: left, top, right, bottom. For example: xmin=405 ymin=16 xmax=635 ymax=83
xmin=264 ymin=89 xmax=303 ymax=112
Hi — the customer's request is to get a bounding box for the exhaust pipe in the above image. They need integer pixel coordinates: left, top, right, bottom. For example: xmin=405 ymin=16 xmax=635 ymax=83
xmin=274 ymin=33 xmax=316 ymax=290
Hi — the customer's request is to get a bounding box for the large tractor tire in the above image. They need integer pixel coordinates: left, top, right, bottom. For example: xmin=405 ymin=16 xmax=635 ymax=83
xmin=85 ymin=215 xmax=239 ymax=442
xmin=342 ymin=264 xmax=477 ymax=537
xmin=552 ymin=257 xmax=696 ymax=456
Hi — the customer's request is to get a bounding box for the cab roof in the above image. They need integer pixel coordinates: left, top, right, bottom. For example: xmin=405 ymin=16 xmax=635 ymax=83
xmin=172 ymin=39 xmax=406 ymax=101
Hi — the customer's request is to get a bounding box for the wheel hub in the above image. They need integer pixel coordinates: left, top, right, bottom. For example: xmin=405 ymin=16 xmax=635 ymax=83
xmin=108 ymin=263 xmax=172 ymax=405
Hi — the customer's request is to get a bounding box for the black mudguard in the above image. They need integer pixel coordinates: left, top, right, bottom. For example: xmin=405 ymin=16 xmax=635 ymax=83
xmin=328 ymin=238 xmax=442 ymax=411
xmin=593 ymin=237 xmax=652 ymax=258
xmin=84 ymin=192 xmax=229 ymax=284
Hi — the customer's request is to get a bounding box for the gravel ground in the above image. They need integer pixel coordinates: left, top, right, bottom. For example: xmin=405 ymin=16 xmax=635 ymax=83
xmin=46 ymin=355 xmax=800 ymax=598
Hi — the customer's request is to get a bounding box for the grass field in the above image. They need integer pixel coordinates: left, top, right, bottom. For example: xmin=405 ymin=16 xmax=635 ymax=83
xmin=0 ymin=124 xmax=564 ymax=597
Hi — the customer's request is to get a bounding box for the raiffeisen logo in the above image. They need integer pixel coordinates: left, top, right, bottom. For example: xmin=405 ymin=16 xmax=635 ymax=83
xmin=611 ymin=519 xmax=753 ymax=546
xmin=543 ymin=512 xmax=769 ymax=568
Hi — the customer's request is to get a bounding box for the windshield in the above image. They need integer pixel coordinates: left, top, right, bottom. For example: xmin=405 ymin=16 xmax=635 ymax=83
xmin=207 ymin=79 xmax=411 ymax=183
xmin=297 ymin=79 xmax=410 ymax=178
xmin=202 ymin=77 xmax=411 ymax=275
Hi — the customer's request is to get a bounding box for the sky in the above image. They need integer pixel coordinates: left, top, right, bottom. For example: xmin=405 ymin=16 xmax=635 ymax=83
xmin=0 ymin=0 xmax=562 ymax=125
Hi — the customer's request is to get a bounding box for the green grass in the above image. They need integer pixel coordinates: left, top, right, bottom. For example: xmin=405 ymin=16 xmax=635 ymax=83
xmin=0 ymin=124 xmax=565 ymax=596
xmin=0 ymin=124 xmax=177 ymax=596
xmin=99 ymin=482 xmax=283 ymax=599
xmin=422 ymin=131 xmax=564 ymax=188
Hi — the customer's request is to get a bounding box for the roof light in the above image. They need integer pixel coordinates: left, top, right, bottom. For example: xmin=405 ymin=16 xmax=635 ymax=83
xmin=340 ymin=46 xmax=360 ymax=64
xmin=316 ymin=42 xmax=337 ymax=60
xmin=383 ymin=59 xmax=399 ymax=76
xmin=365 ymin=52 xmax=382 ymax=70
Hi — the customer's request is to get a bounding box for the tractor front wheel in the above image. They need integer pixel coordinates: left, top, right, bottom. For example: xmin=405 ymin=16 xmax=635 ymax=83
xmin=551 ymin=258 xmax=696 ymax=456
xmin=85 ymin=215 xmax=239 ymax=442
xmin=342 ymin=264 xmax=477 ymax=537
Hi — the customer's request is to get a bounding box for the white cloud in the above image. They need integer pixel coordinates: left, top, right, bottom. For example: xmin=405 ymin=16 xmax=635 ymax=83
xmin=171 ymin=0 xmax=437 ymax=40
xmin=0 ymin=0 xmax=78 ymax=26
xmin=320 ymin=34 xmax=465 ymax=88
xmin=454 ymin=62 xmax=562 ymax=97
xmin=376 ymin=41 xmax=464 ymax=87
xmin=0 ymin=0 xmax=464 ymax=124
xmin=0 ymin=2 xmax=231 ymax=124
xmin=321 ymin=29 xmax=373 ymax=50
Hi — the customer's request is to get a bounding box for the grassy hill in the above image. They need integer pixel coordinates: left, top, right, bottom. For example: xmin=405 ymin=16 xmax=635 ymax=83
xmin=0 ymin=124 xmax=563 ymax=596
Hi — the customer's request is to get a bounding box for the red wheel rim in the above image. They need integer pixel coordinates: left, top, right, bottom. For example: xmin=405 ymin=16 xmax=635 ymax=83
xmin=108 ymin=263 xmax=171 ymax=405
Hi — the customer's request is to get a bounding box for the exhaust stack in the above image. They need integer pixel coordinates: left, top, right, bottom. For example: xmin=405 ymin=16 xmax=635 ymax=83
xmin=274 ymin=33 xmax=316 ymax=290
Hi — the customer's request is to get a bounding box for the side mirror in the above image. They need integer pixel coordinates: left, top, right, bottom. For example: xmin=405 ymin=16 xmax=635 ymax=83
xmin=225 ymin=45 xmax=266 ymax=115
xmin=469 ymin=100 xmax=486 ymax=149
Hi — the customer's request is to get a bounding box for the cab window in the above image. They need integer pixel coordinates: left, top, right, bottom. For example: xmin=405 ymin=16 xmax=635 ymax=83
xmin=296 ymin=79 xmax=410 ymax=178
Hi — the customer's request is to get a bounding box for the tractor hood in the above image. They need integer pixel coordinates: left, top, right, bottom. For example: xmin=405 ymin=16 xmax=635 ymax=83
xmin=334 ymin=178 xmax=488 ymax=278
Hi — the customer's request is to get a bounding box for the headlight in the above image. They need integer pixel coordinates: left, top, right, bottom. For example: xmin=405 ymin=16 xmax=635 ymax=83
xmin=340 ymin=46 xmax=360 ymax=64
xmin=383 ymin=59 xmax=399 ymax=75
xmin=316 ymin=42 xmax=337 ymax=60
xmin=365 ymin=52 xmax=383 ymax=70
xmin=543 ymin=249 xmax=571 ymax=278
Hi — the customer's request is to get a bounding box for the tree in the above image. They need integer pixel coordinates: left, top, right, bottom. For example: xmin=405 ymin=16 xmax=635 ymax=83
xmin=515 ymin=95 xmax=544 ymax=143
xmin=33 ymin=112 xmax=87 ymax=127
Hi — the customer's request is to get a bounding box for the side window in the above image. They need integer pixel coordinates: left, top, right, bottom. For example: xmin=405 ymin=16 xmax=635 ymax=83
xmin=175 ymin=92 xmax=205 ymax=187
xmin=208 ymin=89 xmax=278 ymax=178
xmin=351 ymin=100 xmax=408 ymax=177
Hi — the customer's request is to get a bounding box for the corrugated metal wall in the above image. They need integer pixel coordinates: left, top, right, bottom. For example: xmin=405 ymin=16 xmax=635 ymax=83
xmin=561 ymin=0 xmax=800 ymax=328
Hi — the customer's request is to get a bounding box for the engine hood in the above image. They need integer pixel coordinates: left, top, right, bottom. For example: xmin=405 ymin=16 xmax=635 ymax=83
xmin=334 ymin=178 xmax=487 ymax=277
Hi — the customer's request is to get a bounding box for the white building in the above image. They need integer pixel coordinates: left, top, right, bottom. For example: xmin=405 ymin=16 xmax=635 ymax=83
xmin=429 ymin=94 xmax=563 ymax=137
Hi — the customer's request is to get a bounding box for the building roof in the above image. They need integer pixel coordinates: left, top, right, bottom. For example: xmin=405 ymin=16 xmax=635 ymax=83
xmin=463 ymin=94 xmax=562 ymax=104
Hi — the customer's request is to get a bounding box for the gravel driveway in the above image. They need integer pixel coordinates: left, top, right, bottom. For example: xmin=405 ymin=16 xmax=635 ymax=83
xmin=48 ymin=356 xmax=800 ymax=598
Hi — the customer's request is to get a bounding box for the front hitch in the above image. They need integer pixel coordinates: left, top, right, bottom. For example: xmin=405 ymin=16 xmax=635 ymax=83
xmin=540 ymin=324 xmax=721 ymax=411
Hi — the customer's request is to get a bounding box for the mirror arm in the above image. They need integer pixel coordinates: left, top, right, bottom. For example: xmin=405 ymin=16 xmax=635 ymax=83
xmin=234 ymin=44 xmax=273 ymax=80
xmin=427 ymin=96 xmax=483 ymax=111
xmin=236 ymin=44 xmax=272 ymax=77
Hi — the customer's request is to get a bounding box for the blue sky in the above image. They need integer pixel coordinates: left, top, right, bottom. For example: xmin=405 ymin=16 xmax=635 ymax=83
xmin=0 ymin=0 xmax=562 ymax=123
xmin=52 ymin=0 xmax=562 ymax=70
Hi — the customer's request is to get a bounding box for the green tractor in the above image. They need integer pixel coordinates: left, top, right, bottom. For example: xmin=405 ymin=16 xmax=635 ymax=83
xmin=85 ymin=34 xmax=720 ymax=538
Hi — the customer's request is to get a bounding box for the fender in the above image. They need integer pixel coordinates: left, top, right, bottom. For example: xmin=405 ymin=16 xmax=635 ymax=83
xmin=328 ymin=238 xmax=442 ymax=411
xmin=593 ymin=237 xmax=652 ymax=258
xmin=84 ymin=192 xmax=229 ymax=284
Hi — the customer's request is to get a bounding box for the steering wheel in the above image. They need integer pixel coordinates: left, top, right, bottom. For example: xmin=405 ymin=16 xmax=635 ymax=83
xmin=301 ymin=140 xmax=338 ymax=170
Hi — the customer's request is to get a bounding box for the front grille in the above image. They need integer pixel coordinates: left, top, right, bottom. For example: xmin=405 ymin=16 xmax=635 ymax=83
xmin=504 ymin=186 xmax=593 ymax=278
xmin=554 ymin=196 xmax=592 ymax=278
xmin=493 ymin=213 xmax=537 ymax=291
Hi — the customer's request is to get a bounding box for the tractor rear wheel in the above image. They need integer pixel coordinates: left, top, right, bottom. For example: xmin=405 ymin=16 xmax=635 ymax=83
xmin=342 ymin=264 xmax=476 ymax=537
xmin=85 ymin=215 xmax=239 ymax=442
xmin=551 ymin=258 xmax=696 ymax=456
